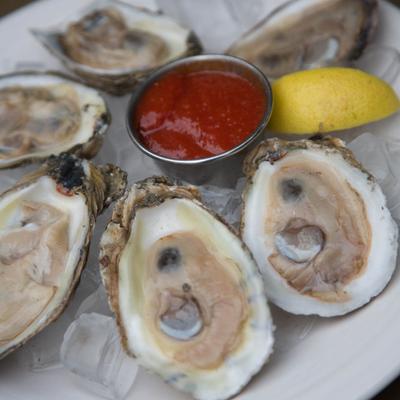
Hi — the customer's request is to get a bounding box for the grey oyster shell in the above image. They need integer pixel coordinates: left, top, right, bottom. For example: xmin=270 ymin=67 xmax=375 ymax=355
xmin=31 ymin=0 xmax=202 ymax=95
xmin=227 ymin=0 xmax=378 ymax=79
xmin=0 ymin=70 xmax=110 ymax=169
xmin=0 ymin=153 xmax=127 ymax=358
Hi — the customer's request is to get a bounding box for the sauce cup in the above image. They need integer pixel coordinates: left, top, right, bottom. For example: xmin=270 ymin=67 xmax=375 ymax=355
xmin=126 ymin=54 xmax=273 ymax=187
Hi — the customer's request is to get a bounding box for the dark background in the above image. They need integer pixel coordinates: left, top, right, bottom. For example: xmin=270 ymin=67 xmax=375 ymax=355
xmin=1 ymin=0 xmax=400 ymax=399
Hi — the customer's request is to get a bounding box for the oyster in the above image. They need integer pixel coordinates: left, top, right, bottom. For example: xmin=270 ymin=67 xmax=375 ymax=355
xmin=0 ymin=154 xmax=126 ymax=358
xmin=227 ymin=0 xmax=378 ymax=79
xmin=61 ymin=8 xmax=169 ymax=70
xmin=241 ymin=137 xmax=398 ymax=317
xmin=0 ymin=71 xmax=109 ymax=169
xmin=99 ymin=177 xmax=273 ymax=400
xmin=32 ymin=1 xmax=202 ymax=95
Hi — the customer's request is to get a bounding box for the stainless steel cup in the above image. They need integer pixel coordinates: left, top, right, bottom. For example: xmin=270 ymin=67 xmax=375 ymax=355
xmin=126 ymin=54 xmax=273 ymax=187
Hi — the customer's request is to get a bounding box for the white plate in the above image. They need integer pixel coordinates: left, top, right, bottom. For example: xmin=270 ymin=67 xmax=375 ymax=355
xmin=0 ymin=1 xmax=400 ymax=400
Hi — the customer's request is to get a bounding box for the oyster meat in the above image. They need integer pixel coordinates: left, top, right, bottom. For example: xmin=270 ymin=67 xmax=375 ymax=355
xmin=100 ymin=177 xmax=273 ymax=400
xmin=227 ymin=0 xmax=378 ymax=78
xmin=0 ymin=71 xmax=109 ymax=169
xmin=61 ymin=8 xmax=169 ymax=70
xmin=0 ymin=154 xmax=126 ymax=358
xmin=241 ymin=138 xmax=398 ymax=316
xmin=32 ymin=0 xmax=202 ymax=95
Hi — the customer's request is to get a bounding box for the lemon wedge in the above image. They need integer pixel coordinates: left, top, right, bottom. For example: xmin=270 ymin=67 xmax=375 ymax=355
xmin=268 ymin=67 xmax=400 ymax=134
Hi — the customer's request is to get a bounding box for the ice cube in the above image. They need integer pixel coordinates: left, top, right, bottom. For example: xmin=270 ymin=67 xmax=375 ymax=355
xmin=270 ymin=305 xmax=316 ymax=353
xmin=199 ymin=177 xmax=245 ymax=229
xmin=348 ymin=132 xmax=390 ymax=181
xmin=94 ymin=94 xmax=162 ymax=184
xmin=60 ymin=313 xmax=138 ymax=400
xmin=349 ymin=132 xmax=400 ymax=221
xmin=156 ymin=0 xmax=276 ymax=52
xmin=75 ymin=285 xmax=111 ymax=317
xmin=355 ymin=45 xmax=400 ymax=85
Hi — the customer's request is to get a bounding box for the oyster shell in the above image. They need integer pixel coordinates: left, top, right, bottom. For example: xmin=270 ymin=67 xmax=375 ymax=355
xmin=241 ymin=137 xmax=398 ymax=316
xmin=99 ymin=177 xmax=273 ymax=400
xmin=32 ymin=0 xmax=202 ymax=95
xmin=0 ymin=71 xmax=109 ymax=169
xmin=227 ymin=0 xmax=378 ymax=79
xmin=0 ymin=154 xmax=127 ymax=359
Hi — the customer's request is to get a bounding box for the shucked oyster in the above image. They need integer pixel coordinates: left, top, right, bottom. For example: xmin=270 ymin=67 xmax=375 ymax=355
xmin=227 ymin=0 xmax=378 ymax=79
xmin=32 ymin=1 xmax=202 ymax=95
xmin=100 ymin=177 xmax=273 ymax=400
xmin=241 ymin=138 xmax=398 ymax=317
xmin=0 ymin=71 xmax=109 ymax=169
xmin=61 ymin=8 xmax=169 ymax=71
xmin=0 ymin=154 xmax=126 ymax=358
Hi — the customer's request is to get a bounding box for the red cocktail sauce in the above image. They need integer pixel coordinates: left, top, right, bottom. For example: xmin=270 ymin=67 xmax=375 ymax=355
xmin=134 ymin=70 xmax=267 ymax=160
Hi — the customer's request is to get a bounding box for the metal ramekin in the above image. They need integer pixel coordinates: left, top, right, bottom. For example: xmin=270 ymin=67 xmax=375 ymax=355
xmin=126 ymin=54 xmax=273 ymax=187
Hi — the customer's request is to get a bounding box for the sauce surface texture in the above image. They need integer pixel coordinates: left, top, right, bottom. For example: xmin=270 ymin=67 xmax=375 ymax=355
xmin=134 ymin=70 xmax=266 ymax=160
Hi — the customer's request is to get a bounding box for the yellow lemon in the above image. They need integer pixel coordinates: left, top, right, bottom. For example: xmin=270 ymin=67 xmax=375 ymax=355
xmin=268 ymin=67 xmax=400 ymax=134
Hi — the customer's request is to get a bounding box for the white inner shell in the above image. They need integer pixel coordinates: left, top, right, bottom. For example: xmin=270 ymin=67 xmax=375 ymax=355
xmin=0 ymin=74 xmax=107 ymax=168
xmin=242 ymin=148 xmax=399 ymax=316
xmin=118 ymin=198 xmax=273 ymax=400
xmin=0 ymin=176 xmax=89 ymax=354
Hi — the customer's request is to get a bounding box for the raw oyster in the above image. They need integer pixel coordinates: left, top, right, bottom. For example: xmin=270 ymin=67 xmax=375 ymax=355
xmin=0 ymin=154 xmax=126 ymax=359
xmin=32 ymin=1 xmax=202 ymax=95
xmin=0 ymin=71 xmax=109 ymax=169
xmin=99 ymin=177 xmax=273 ymax=400
xmin=241 ymin=137 xmax=398 ymax=317
xmin=227 ymin=0 xmax=378 ymax=79
xmin=61 ymin=8 xmax=168 ymax=70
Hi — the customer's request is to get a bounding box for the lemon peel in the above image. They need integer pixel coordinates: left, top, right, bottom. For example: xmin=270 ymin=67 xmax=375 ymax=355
xmin=268 ymin=68 xmax=400 ymax=134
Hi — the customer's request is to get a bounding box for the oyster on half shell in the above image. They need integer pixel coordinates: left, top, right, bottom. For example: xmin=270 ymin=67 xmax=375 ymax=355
xmin=0 ymin=154 xmax=126 ymax=359
xmin=0 ymin=71 xmax=109 ymax=169
xmin=99 ymin=177 xmax=273 ymax=400
xmin=241 ymin=137 xmax=398 ymax=317
xmin=32 ymin=0 xmax=202 ymax=95
xmin=227 ymin=0 xmax=378 ymax=79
